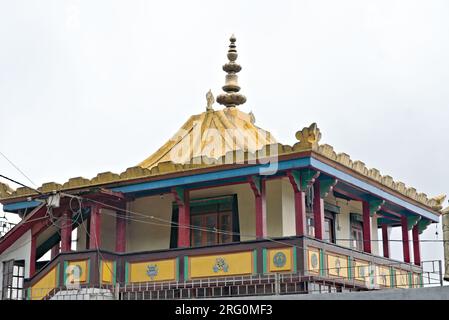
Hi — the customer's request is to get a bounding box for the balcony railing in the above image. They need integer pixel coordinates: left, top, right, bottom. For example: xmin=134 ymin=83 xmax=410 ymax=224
xmin=18 ymin=236 xmax=438 ymax=300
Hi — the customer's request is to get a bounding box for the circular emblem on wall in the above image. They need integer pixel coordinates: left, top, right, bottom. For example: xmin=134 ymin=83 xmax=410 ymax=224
xmin=311 ymin=253 xmax=318 ymax=269
xmin=273 ymin=252 xmax=287 ymax=268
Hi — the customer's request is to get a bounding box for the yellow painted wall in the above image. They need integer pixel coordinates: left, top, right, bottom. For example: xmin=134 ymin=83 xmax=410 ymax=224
xmin=31 ymin=265 xmax=58 ymax=300
xmin=101 ymin=260 xmax=115 ymax=284
xmin=65 ymin=259 xmax=89 ymax=285
xmin=326 ymin=253 xmax=348 ymax=279
xmin=307 ymin=247 xmax=321 ymax=274
xmin=375 ymin=265 xmax=392 ymax=288
xmin=353 ymin=259 xmax=370 ymax=282
xmin=395 ymin=269 xmax=409 ymax=288
xmin=281 ymin=178 xmax=296 ymax=237
xmin=127 ymin=193 xmax=175 ymax=252
xmin=128 ymin=259 xmax=177 ymax=283
xmin=267 ymin=248 xmax=293 ymax=272
xmin=189 ymin=251 xmax=254 ymax=279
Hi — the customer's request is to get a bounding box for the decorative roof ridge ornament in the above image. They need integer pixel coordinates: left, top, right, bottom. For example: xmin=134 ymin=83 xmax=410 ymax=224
xmin=217 ymin=34 xmax=247 ymax=108
xmin=206 ymin=89 xmax=215 ymax=112
xmin=293 ymin=123 xmax=322 ymax=151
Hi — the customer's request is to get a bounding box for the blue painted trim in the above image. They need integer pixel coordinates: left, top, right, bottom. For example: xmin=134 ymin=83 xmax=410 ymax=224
xmin=309 ymin=158 xmax=439 ymax=222
xmin=3 ymin=201 xmax=40 ymax=212
xmin=111 ymin=158 xmax=310 ymax=194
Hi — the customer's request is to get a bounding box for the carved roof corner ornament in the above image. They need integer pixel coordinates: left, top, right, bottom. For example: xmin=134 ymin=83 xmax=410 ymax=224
xmin=206 ymin=89 xmax=215 ymax=112
xmin=216 ymin=34 xmax=247 ymax=108
xmin=293 ymin=123 xmax=322 ymax=151
xmin=430 ymin=194 xmax=447 ymax=211
xmin=0 ymin=182 xmax=14 ymax=199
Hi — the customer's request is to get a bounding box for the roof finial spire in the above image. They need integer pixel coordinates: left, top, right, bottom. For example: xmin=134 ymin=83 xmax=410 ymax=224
xmin=217 ymin=34 xmax=247 ymax=108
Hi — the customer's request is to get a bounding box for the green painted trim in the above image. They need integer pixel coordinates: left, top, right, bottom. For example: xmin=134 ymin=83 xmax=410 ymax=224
xmin=347 ymin=257 xmax=352 ymax=279
xmin=420 ymin=273 xmax=424 ymax=288
xmin=87 ymin=258 xmax=91 ymax=284
xmin=262 ymin=249 xmax=267 ymax=274
xmin=27 ymin=287 xmax=31 ymax=300
xmin=369 ymin=200 xmax=385 ymax=217
xmin=124 ymin=262 xmax=129 ymax=284
xmin=319 ymin=249 xmax=325 ymax=276
xmin=175 ymin=257 xmax=180 ymax=281
xmin=390 ymin=267 xmax=395 ymax=288
xmin=408 ymin=272 xmax=413 ymax=289
xmin=324 ymin=202 xmax=340 ymax=214
xmin=55 ymin=263 xmax=60 ymax=287
xmin=173 ymin=195 xmax=234 ymax=209
xmin=173 ymin=186 xmax=185 ymax=204
xmin=292 ymin=247 xmax=297 ymax=273
xmin=300 ymin=169 xmax=319 ymax=191
xmin=113 ymin=261 xmax=117 ymax=286
xmin=253 ymin=250 xmax=258 ymax=274
xmin=63 ymin=261 xmax=68 ymax=286
xmin=99 ymin=258 xmax=103 ymax=285
xmin=184 ymin=256 xmax=189 ymax=280
xmin=319 ymin=178 xmax=337 ymax=198
xmin=407 ymin=215 xmax=421 ymax=231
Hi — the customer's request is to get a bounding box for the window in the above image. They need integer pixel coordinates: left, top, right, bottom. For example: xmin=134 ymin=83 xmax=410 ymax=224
xmin=351 ymin=221 xmax=364 ymax=251
xmin=191 ymin=211 xmax=233 ymax=247
xmin=323 ymin=211 xmax=335 ymax=243
xmin=170 ymin=195 xmax=239 ymax=248
xmin=2 ymin=260 xmax=25 ymax=300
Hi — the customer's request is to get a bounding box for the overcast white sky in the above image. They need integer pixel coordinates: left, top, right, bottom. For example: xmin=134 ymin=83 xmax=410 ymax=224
xmin=0 ymin=0 xmax=448 ymax=275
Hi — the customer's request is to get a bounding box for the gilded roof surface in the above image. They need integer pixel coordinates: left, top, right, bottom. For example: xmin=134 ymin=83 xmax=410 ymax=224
xmin=138 ymin=107 xmax=276 ymax=170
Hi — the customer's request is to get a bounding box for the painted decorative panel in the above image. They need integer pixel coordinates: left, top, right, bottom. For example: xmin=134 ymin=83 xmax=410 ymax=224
xmin=395 ymin=269 xmax=409 ymax=288
xmin=307 ymin=247 xmax=320 ymax=274
xmin=64 ymin=259 xmax=89 ymax=286
xmin=188 ymin=251 xmax=254 ymax=279
xmin=267 ymin=248 xmax=294 ymax=273
xmin=326 ymin=253 xmax=348 ymax=279
xmin=353 ymin=259 xmax=370 ymax=282
xmin=101 ymin=260 xmax=116 ymax=284
xmin=30 ymin=265 xmax=59 ymax=300
xmin=127 ymin=258 xmax=177 ymax=283
xmin=413 ymin=273 xmax=422 ymax=288
xmin=375 ymin=265 xmax=391 ymax=288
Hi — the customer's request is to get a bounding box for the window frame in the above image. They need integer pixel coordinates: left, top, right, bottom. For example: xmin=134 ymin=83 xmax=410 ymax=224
xmin=2 ymin=259 xmax=25 ymax=300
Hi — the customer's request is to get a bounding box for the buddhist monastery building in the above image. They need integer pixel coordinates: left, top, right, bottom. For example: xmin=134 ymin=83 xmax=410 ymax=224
xmin=0 ymin=35 xmax=447 ymax=300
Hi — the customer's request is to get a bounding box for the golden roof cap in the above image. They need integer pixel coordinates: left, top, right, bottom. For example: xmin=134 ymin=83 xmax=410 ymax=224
xmin=216 ymin=35 xmax=247 ymax=108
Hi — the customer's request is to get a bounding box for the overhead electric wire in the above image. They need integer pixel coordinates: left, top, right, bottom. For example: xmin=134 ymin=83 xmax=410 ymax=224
xmin=0 ymin=151 xmax=37 ymax=187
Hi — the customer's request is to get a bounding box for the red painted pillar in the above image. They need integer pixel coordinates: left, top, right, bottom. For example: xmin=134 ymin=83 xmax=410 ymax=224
xmin=287 ymin=172 xmax=307 ymax=237
xmin=382 ymin=224 xmax=390 ymax=258
xmin=178 ymin=190 xmax=190 ymax=248
xmin=362 ymin=201 xmax=372 ymax=254
xmin=401 ymin=215 xmax=411 ymax=263
xmin=30 ymin=235 xmax=37 ymax=277
xmin=412 ymin=225 xmax=421 ymax=266
xmin=89 ymin=204 xmax=102 ymax=250
xmin=60 ymin=210 xmax=72 ymax=252
xmin=293 ymin=191 xmax=307 ymax=236
xmin=255 ymin=179 xmax=267 ymax=239
xmin=313 ymin=180 xmax=324 ymax=240
xmin=51 ymin=243 xmax=60 ymax=259
xmin=116 ymin=206 xmax=127 ymax=253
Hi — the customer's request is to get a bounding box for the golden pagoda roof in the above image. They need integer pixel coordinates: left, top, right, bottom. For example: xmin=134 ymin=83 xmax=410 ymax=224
xmin=138 ymin=106 xmax=276 ymax=170
xmin=0 ymin=35 xmax=445 ymax=216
